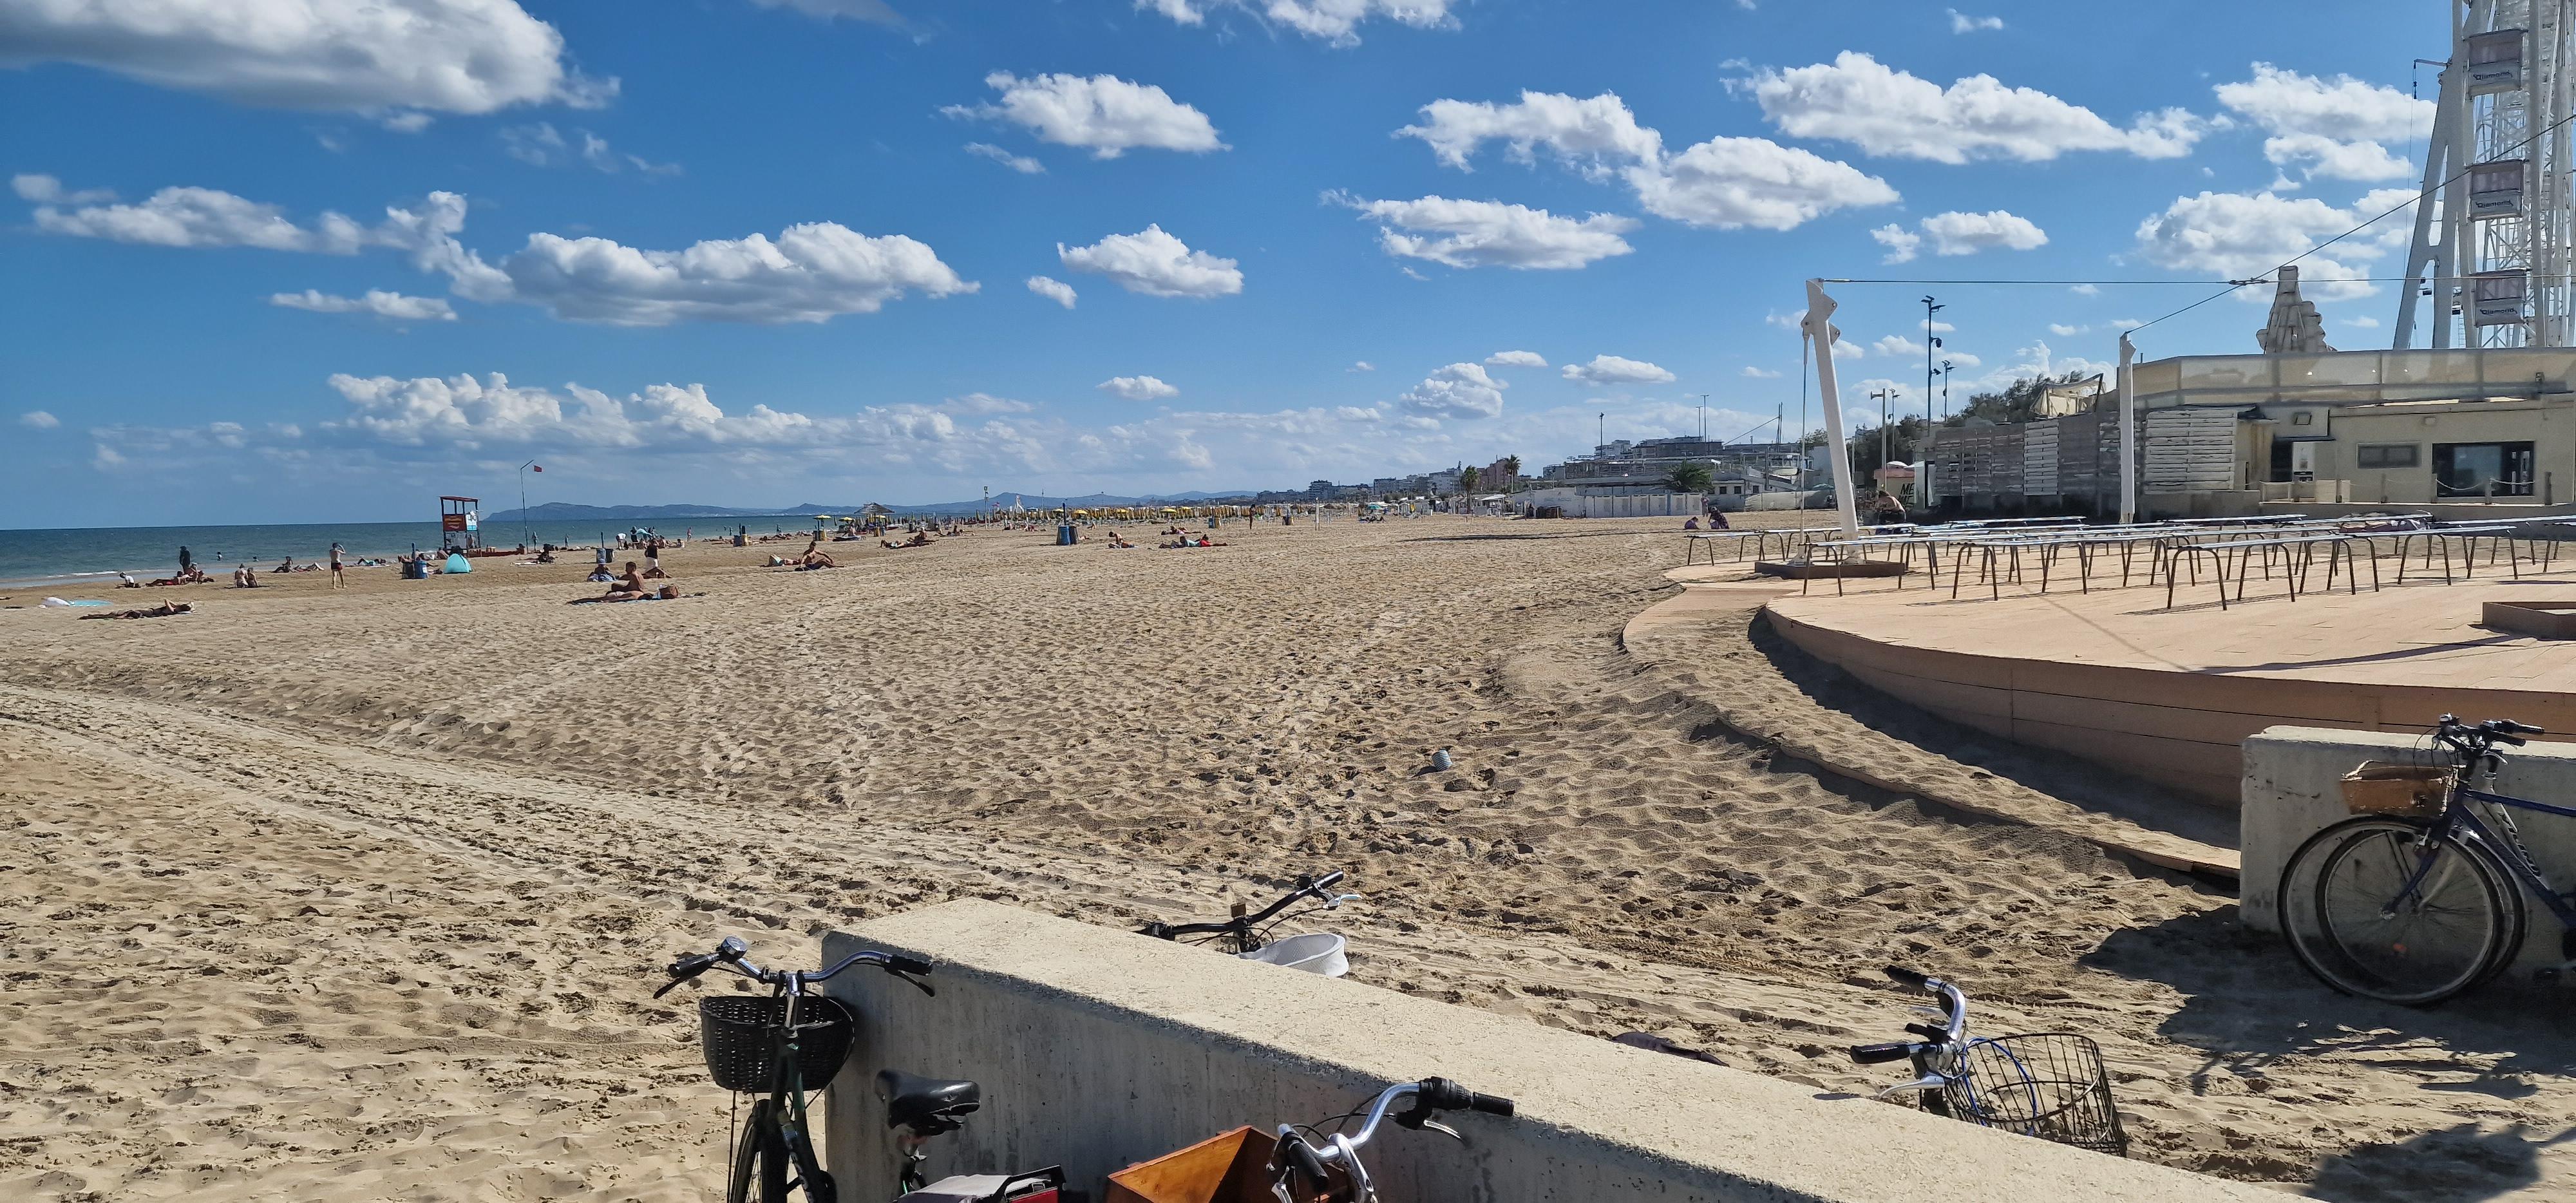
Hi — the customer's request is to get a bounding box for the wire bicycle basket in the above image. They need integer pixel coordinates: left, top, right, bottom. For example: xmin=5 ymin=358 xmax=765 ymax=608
xmin=699 ymin=993 xmax=855 ymax=1093
xmin=1943 ymin=1032 xmax=2128 ymax=1157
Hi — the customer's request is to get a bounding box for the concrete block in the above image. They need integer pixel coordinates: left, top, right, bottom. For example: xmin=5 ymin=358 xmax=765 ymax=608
xmin=2242 ymin=726 xmax=2576 ymax=976
xmin=817 ymin=900 xmax=2275 ymax=1203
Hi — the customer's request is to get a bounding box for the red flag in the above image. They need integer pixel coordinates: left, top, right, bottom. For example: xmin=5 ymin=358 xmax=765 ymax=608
xmin=532 ymin=464 xmax=544 ymax=472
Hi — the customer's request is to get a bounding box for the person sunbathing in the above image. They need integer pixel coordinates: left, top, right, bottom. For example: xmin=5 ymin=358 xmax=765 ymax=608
xmin=272 ymin=556 xmax=294 ymax=573
xmin=797 ymin=549 xmax=838 ymax=569
xmin=82 ymin=601 xmax=191 ymax=620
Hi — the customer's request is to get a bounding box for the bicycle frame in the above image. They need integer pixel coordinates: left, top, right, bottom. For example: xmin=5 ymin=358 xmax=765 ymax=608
xmin=2422 ymin=784 xmax=2576 ymax=931
xmin=747 ymin=975 xmax=831 ymax=1201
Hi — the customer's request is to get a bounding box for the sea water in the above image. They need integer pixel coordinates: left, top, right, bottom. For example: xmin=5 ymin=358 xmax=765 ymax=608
xmin=0 ymin=517 xmax=819 ymax=592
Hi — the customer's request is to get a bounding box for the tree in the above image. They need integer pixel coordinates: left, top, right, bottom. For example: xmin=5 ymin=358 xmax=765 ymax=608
xmin=1663 ymin=461 xmax=1715 ymax=494
xmin=1457 ymin=465 xmax=1481 ymax=497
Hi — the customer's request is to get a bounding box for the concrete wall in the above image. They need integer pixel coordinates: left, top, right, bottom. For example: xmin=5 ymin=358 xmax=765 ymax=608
xmin=2299 ymin=397 xmax=2576 ymax=507
xmin=2242 ymin=726 xmax=2576 ymax=976
xmin=816 ymin=900 xmax=2268 ymax=1203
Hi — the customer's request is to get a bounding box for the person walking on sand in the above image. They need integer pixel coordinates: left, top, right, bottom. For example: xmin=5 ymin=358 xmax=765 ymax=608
xmin=329 ymin=542 xmax=346 ymax=589
xmin=178 ymin=545 xmax=193 ymax=578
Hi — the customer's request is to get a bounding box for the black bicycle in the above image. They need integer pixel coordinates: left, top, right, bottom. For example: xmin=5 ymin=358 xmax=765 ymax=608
xmin=1845 ymin=967 xmax=2126 ymax=1157
xmin=1139 ymin=870 xmax=1358 ymax=957
xmin=2280 ymin=715 xmax=2576 ymax=1005
xmin=658 ymin=935 xmax=936 ymax=1203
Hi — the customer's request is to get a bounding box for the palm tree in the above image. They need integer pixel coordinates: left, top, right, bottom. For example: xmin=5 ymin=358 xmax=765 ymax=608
xmin=1663 ymin=462 xmax=1715 ymax=494
xmin=1457 ymin=465 xmax=1481 ymax=497
xmin=1497 ymin=455 xmax=1522 ymax=494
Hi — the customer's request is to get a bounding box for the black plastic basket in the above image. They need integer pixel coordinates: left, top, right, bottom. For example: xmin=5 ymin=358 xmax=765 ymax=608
xmin=699 ymin=994 xmax=855 ymax=1094
xmin=1944 ymin=1032 xmax=2128 ymax=1157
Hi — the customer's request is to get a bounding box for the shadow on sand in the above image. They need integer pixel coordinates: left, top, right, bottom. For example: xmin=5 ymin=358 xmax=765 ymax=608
xmin=2083 ymin=908 xmax=2576 ymax=1200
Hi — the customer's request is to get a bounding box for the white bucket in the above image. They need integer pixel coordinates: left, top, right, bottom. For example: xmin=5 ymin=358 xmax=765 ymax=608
xmin=1238 ymin=933 xmax=1349 ymax=977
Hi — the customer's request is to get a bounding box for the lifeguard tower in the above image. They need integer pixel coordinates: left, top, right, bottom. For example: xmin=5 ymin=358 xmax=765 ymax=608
xmin=439 ymin=495 xmax=480 ymax=553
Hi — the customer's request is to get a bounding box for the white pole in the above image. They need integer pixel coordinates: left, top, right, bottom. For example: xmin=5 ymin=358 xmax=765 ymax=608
xmin=2118 ymin=332 xmax=2139 ymax=524
xmin=1803 ymin=279 xmax=1861 ymax=535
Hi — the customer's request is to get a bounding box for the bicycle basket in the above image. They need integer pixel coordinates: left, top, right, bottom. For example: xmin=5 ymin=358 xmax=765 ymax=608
xmin=699 ymin=993 xmax=855 ymax=1094
xmin=2338 ymin=761 xmax=2456 ymax=819
xmin=1942 ymin=1033 xmax=2128 ymax=1157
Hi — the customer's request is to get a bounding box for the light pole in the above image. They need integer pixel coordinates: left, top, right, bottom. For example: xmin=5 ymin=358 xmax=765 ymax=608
xmin=1869 ymin=387 xmax=1894 ymax=488
xmin=516 ymin=459 xmax=541 ymax=549
xmin=1940 ymin=361 xmax=1954 ymax=419
xmin=1699 ymin=393 xmax=1711 ymax=441
xmin=1922 ymin=296 xmax=1943 ymax=455
xmin=1598 ymin=412 xmax=1606 ymax=454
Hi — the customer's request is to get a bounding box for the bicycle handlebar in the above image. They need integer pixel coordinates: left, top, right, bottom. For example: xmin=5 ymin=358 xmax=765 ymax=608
xmin=1846 ymin=967 xmax=1969 ymax=1065
xmin=1140 ymin=869 xmax=1352 ymax=941
xmin=653 ymin=937 xmax=935 ymax=998
xmin=1272 ymin=1076 xmax=1515 ymax=1196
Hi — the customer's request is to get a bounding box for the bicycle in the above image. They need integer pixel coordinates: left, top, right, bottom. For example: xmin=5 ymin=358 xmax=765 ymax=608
xmin=1139 ymin=870 xmax=1361 ymax=975
xmin=2280 ymin=715 xmax=2576 ymax=1006
xmin=1267 ymin=1077 xmax=1515 ymax=1202
xmin=656 ymin=935 xmax=936 ymax=1202
xmin=1844 ymin=966 xmax=2127 ymax=1157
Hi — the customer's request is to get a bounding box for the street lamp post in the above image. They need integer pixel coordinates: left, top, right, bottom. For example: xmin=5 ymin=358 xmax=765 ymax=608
xmin=1869 ymin=387 xmax=1895 ymax=488
xmin=1940 ymin=361 xmax=1954 ymax=419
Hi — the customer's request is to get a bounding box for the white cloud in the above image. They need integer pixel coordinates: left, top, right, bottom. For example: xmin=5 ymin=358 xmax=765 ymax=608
xmin=1349 ymin=361 xmax=1376 ymax=372
xmin=2344 ymin=314 xmax=2382 ymax=329
xmin=1627 ymin=136 xmax=1899 ymax=230
xmin=1562 ymin=354 xmax=1674 ymax=384
xmin=2070 ymin=283 xmax=2099 ymax=296
xmin=0 ymin=0 xmax=614 ymax=115
xmin=1947 ymin=9 xmax=2003 ymax=32
xmin=1139 ymin=0 xmax=1455 ymax=46
xmin=1399 ymin=89 xmax=1895 ymax=232
xmin=380 ymin=110 xmax=433 ymax=133
xmin=2132 ymin=187 xmax=2414 ymax=300
xmin=1398 ymin=362 xmax=1507 ymax=420
xmin=1923 ymin=319 xmax=1954 ymax=333
xmin=1740 ymin=366 xmax=1781 ymax=379
xmin=2259 ymin=133 xmax=2413 ymax=182
xmin=2112 ymin=317 xmax=2145 ymax=330
xmin=500 ymin=123 xmax=678 ymax=175
xmin=1057 ymin=225 xmax=1243 ymax=298
xmin=270 ymin=289 xmax=457 ymax=321
xmin=965 ymin=142 xmax=1045 ymax=174
xmin=1331 ymin=193 xmax=1635 ymax=270
xmin=1873 ymin=334 xmax=1924 ymax=357
xmin=1744 ymin=52 xmax=2202 ymax=163
xmin=1098 ymin=375 xmax=1180 ymax=401
xmin=448 ymin=217 xmax=978 ymax=325
xmin=1870 ymin=223 xmax=1921 ymax=263
xmin=1919 ymin=209 xmax=2048 ymax=255
xmin=1484 ymin=350 xmax=1548 ymax=368
xmin=1955 ymin=339 xmax=2113 ymax=393
xmin=1025 ymin=275 xmax=1077 ymax=308
xmin=10 ymin=173 xmax=115 ymax=204
xmin=750 ymin=0 xmax=905 ymax=23
xmin=1830 ymin=339 xmax=1863 ymax=359
xmin=29 ymin=184 xmax=384 ymax=252
xmin=19 ymin=410 xmax=60 ymax=429
xmin=2048 ymin=323 xmax=2090 ymax=336
xmin=942 ymin=392 xmax=1034 ymax=415
xmin=1397 ymin=90 xmax=1664 ymax=173
xmin=2211 ymin=64 xmax=2433 ymax=184
xmin=943 ymin=72 xmax=1223 ymax=158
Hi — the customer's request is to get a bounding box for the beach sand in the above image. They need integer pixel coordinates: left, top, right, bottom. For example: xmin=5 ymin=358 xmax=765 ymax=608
xmin=5 ymin=515 xmax=2571 ymax=1200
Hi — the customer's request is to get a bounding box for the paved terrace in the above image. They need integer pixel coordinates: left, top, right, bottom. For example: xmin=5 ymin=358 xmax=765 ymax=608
xmin=1763 ymin=573 xmax=2576 ymax=801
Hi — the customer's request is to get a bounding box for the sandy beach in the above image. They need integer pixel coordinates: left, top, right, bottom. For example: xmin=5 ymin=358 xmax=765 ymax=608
xmin=6 ymin=515 xmax=2572 ymax=1201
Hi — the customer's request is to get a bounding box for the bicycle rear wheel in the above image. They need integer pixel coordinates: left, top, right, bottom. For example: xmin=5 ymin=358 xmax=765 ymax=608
xmin=2280 ymin=817 xmax=2517 ymax=1006
xmin=728 ymin=1099 xmax=790 ymax=1203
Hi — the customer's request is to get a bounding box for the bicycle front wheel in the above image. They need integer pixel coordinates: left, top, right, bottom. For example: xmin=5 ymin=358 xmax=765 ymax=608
xmin=728 ymin=1099 xmax=791 ymax=1203
xmin=2280 ymin=817 xmax=2517 ymax=1006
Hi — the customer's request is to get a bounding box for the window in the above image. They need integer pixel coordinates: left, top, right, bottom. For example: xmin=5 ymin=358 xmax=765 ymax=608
xmin=2433 ymin=441 xmax=2536 ymax=497
xmin=2356 ymin=443 xmax=2421 ymax=469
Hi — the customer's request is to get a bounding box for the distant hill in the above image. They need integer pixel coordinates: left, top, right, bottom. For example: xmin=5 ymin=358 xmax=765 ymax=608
xmin=488 ymin=489 xmax=1267 ymax=524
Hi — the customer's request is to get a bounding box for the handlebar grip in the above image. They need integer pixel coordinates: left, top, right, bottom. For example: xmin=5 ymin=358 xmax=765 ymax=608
xmin=1848 ymin=1042 xmax=1915 ymax=1065
xmin=1313 ymin=870 xmax=1346 ymax=890
xmin=1276 ymin=1135 xmax=1331 ymax=1191
xmin=1468 ymin=1092 xmax=1515 ymax=1117
xmin=1883 ymin=965 xmax=1930 ymax=989
xmin=2496 ymin=734 xmax=2528 ymax=746
xmin=887 ymin=955 xmax=934 ymax=976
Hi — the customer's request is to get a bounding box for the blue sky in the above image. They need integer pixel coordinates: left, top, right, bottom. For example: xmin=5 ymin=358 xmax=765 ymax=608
xmin=1 ymin=0 xmax=2447 ymax=525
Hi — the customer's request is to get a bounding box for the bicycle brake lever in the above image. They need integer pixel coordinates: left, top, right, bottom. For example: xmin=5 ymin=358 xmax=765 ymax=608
xmin=1326 ymin=893 xmax=1362 ymax=909
xmin=652 ymin=977 xmax=690 ymax=999
xmin=1873 ymin=1075 xmax=1946 ymax=1100
xmin=889 ymin=971 xmax=936 ymax=998
xmin=1421 ymin=1118 xmax=1462 ymax=1141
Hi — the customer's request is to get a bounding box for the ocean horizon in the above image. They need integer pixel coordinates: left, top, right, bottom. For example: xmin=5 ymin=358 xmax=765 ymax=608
xmin=0 ymin=516 xmax=825 ymax=592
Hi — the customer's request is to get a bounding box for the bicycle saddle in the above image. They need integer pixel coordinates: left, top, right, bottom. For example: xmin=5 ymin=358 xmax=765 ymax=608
xmin=876 ymin=1068 xmax=981 ymax=1134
